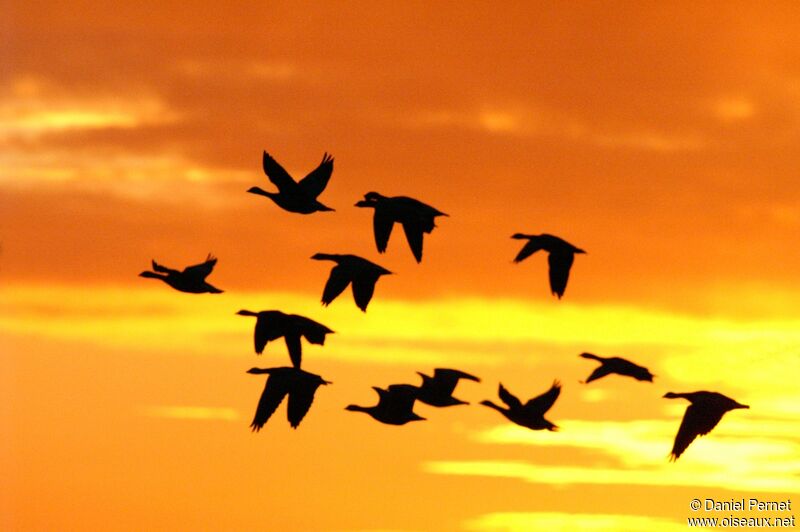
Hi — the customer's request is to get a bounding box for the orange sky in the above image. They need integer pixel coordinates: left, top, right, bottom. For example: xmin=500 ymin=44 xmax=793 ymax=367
xmin=2 ymin=2 xmax=799 ymax=531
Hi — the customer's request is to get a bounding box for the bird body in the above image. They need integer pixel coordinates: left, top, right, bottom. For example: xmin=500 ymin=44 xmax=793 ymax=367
xmin=247 ymin=366 xmax=331 ymax=430
xmin=355 ymin=192 xmax=447 ymax=263
xmin=664 ymin=391 xmax=749 ymax=461
xmin=481 ymin=381 xmax=561 ymax=431
xmin=511 ymin=233 xmax=585 ymax=298
xmin=139 ymin=254 xmax=223 ymax=293
xmin=237 ymin=310 xmax=334 ymax=368
xmin=311 ymin=253 xmax=392 ymax=311
xmin=414 ymin=368 xmax=480 ymax=407
xmin=579 ymin=352 xmax=654 ymax=383
xmin=346 ymin=384 xmax=425 ymax=425
xmin=247 ymin=151 xmax=335 ymax=214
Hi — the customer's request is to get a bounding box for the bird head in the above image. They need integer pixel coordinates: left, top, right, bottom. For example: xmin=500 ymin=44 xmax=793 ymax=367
xmin=246 ymin=186 xmax=271 ymax=195
xmin=355 ymin=192 xmax=383 ymax=207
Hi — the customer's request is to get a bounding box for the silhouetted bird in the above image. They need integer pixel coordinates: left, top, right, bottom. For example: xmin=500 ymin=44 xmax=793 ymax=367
xmin=311 ymin=253 xmax=392 ymax=312
xmin=579 ymin=352 xmax=655 ymax=384
xmin=414 ymin=368 xmax=481 ymax=407
xmin=236 ymin=310 xmax=334 ymax=368
xmin=247 ymin=366 xmax=331 ymax=430
xmin=355 ymin=192 xmax=447 ymax=263
xmin=139 ymin=254 xmax=223 ymax=293
xmin=246 ymin=151 xmax=334 ymax=214
xmin=511 ymin=233 xmax=586 ymax=298
xmin=481 ymin=381 xmax=562 ymax=431
xmin=345 ymin=384 xmax=425 ymax=425
xmin=664 ymin=391 xmax=749 ymax=461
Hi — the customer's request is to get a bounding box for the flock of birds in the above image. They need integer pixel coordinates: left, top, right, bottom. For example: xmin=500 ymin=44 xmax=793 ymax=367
xmin=139 ymin=150 xmax=749 ymax=462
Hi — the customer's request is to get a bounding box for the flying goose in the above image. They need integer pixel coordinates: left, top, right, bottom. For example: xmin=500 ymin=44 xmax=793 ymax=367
xmin=247 ymin=366 xmax=331 ymax=430
xmin=414 ymin=368 xmax=481 ymax=407
xmin=481 ymin=380 xmax=562 ymax=431
xmin=355 ymin=192 xmax=447 ymax=263
xmin=236 ymin=310 xmax=334 ymax=368
xmin=139 ymin=254 xmax=223 ymax=294
xmin=511 ymin=233 xmax=585 ymax=298
xmin=579 ymin=352 xmax=654 ymax=384
xmin=311 ymin=253 xmax=392 ymax=311
xmin=345 ymin=384 xmax=425 ymax=425
xmin=246 ymin=151 xmax=335 ymax=214
xmin=664 ymin=391 xmax=749 ymax=461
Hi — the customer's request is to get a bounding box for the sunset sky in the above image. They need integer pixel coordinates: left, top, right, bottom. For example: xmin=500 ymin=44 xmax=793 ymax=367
xmin=2 ymin=2 xmax=799 ymax=530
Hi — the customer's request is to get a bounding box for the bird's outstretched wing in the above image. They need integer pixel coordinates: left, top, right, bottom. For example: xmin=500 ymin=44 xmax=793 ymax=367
xmin=351 ymin=277 xmax=377 ymax=312
xmin=262 ymin=151 xmax=297 ymax=192
xmin=373 ymin=210 xmax=394 ymax=253
xmin=498 ymin=383 xmax=523 ymax=410
xmin=382 ymin=384 xmax=419 ymax=415
xmin=298 ymin=152 xmax=334 ymax=199
xmin=286 ymin=376 xmax=324 ymax=429
xmin=284 ymin=334 xmax=302 ymax=368
xmin=669 ymin=404 xmax=725 ymax=460
xmin=320 ymin=265 xmax=351 ymax=306
xmin=253 ymin=315 xmax=269 ymax=354
xmin=151 ymin=260 xmax=179 ymax=275
xmin=548 ymin=251 xmax=575 ymax=298
xmin=182 ymin=254 xmax=217 ymax=280
xmin=432 ymin=368 xmax=480 ymax=395
xmin=401 ymin=220 xmax=425 ymax=263
xmin=250 ymin=374 xmax=290 ymax=431
xmin=524 ymin=380 xmax=561 ymax=415
xmin=513 ymin=239 xmax=543 ymax=263
xmin=583 ymin=365 xmax=613 ymax=384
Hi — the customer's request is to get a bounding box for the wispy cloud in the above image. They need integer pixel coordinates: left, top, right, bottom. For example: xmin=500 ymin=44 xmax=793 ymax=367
xmin=712 ymin=96 xmax=756 ymax=122
xmin=140 ymin=405 xmax=240 ymax=421
xmin=426 ymin=417 xmax=800 ymax=493
xmin=403 ymin=104 xmax=706 ymax=151
xmin=464 ymin=512 xmax=685 ymax=532
xmin=5 ymin=284 xmax=800 ymax=374
xmin=0 ymin=76 xmax=178 ymax=141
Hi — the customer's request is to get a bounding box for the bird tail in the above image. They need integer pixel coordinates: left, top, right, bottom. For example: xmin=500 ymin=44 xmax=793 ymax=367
xmin=303 ymin=328 xmax=332 ymax=345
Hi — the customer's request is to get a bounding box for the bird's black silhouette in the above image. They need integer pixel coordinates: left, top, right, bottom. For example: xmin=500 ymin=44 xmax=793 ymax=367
xmin=139 ymin=254 xmax=223 ymax=293
xmin=481 ymin=381 xmax=562 ymax=431
xmin=311 ymin=253 xmax=392 ymax=312
xmin=355 ymin=192 xmax=447 ymax=263
xmin=414 ymin=368 xmax=481 ymax=407
xmin=345 ymin=384 xmax=425 ymax=425
xmin=247 ymin=366 xmax=331 ymax=430
xmin=579 ymin=352 xmax=655 ymax=384
xmin=664 ymin=391 xmax=749 ymax=461
xmin=511 ymin=233 xmax=586 ymax=298
xmin=246 ymin=151 xmax=335 ymax=214
xmin=236 ymin=310 xmax=334 ymax=368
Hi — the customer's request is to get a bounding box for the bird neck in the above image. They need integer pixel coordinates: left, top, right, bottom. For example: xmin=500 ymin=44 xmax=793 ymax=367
xmin=480 ymin=400 xmax=507 ymax=413
xmin=247 ymin=187 xmax=274 ymax=198
xmin=139 ymin=271 xmax=167 ymax=280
